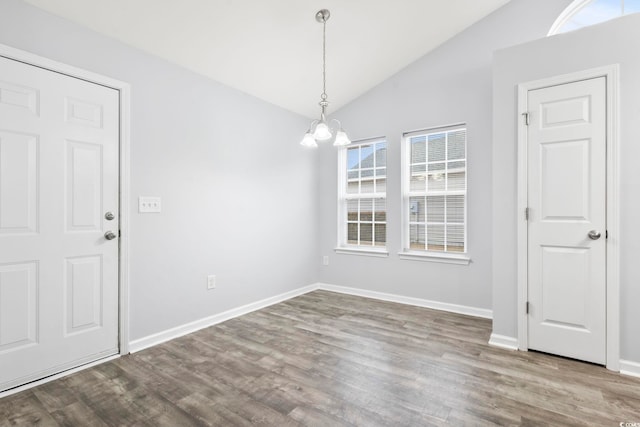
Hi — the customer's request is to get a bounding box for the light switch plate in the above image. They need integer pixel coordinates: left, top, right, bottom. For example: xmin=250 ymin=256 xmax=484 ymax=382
xmin=139 ymin=196 xmax=161 ymax=213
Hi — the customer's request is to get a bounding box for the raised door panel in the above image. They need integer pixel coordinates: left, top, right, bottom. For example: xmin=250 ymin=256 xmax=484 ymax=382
xmin=540 ymin=95 xmax=590 ymax=128
xmin=540 ymin=139 xmax=590 ymax=221
xmin=540 ymin=246 xmax=590 ymax=330
xmin=0 ymin=80 xmax=39 ymax=116
xmin=65 ymin=256 xmax=102 ymax=335
xmin=65 ymin=97 xmax=103 ymax=129
xmin=0 ymin=131 xmax=38 ymax=234
xmin=0 ymin=262 xmax=38 ymax=352
xmin=66 ymin=141 xmax=102 ymax=232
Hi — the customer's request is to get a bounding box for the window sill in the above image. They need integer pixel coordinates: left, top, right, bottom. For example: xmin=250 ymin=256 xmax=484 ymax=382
xmin=334 ymin=247 xmax=389 ymax=258
xmin=398 ymin=251 xmax=471 ymax=265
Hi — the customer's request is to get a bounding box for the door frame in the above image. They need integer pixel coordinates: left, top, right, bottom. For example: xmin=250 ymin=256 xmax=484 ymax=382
xmin=0 ymin=43 xmax=131 ymax=356
xmin=516 ymin=65 xmax=620 ymax=371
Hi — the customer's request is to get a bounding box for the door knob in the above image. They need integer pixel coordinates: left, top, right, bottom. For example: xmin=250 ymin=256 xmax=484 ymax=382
xmin=104 ymin=231 xmax=117 ymax=240
xmin=588 ymin=230 xmax=601 ymax=240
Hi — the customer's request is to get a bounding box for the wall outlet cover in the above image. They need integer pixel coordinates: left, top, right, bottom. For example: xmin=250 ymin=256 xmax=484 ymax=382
xmin=207 ymin=275 xmax=216 ymax=290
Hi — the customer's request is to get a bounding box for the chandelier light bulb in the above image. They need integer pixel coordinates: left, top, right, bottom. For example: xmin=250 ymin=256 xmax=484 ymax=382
xmin=313 ymin=121 xmax=332 ymax=141
xmin=333 ymin=129 xmax=351 ymax=146
xmin=300 ymin=132 xmax=318 ymax=148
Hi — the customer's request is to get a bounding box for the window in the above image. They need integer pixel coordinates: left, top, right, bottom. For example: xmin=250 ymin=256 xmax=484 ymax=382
xmin=337 ymin=138 xmax=387 ymax=254
xmin=549 ymin=0 xmax=640 ymax=35
xmin=401 ymin=125 xmax=467 ymax=262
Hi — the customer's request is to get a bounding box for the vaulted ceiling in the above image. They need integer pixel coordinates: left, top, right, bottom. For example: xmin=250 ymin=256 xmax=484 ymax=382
xmin=22 ymin=0 xmax=511 ymax=118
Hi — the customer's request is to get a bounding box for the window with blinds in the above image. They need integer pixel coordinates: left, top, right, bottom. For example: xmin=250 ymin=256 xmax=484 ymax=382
xmin=338 ymin=138 xmax=387 ymax=249
xmin=403 ymin=126 xmax=466 ymax=253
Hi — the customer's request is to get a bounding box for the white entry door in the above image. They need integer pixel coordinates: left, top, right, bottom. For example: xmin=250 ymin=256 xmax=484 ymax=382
xmin=0 ymin=55 xmax=120 ymax=391
xmin=526 ymin=77 xmax=607 ymax=364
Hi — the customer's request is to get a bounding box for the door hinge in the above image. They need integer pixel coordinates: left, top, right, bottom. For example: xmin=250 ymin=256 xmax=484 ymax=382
xmin=522 ymin=112 xmax=530 ymax=126
xmin=526 ymin=301 xmax=530 ymax=314
xmin=525 ymin=207 xmax=529 ymax=221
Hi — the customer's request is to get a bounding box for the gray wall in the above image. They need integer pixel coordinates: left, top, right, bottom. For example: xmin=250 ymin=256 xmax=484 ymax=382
xmin=0 ymin=0 xmax=319 ymax=341
xmin=493 ymin=13 xmax=640 ymax=362
xmin=318 ymin=0 xmax=571 ymax=311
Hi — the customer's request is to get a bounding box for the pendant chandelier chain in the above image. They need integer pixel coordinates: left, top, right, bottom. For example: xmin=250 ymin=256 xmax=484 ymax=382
xmin=321 ymin=17 xmax=328 ymax=103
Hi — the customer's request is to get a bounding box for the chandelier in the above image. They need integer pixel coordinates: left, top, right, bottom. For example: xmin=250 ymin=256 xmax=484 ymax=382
xmin=300 ymin=9 xmax=351 ymax=148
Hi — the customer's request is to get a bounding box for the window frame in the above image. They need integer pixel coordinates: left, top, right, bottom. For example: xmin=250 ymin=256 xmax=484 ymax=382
xmin=336 ymin=137 xmax=389 ymax=257
xmin=399 ymin=124 xmax=470 ymax=265
xmin=548 ymin=0 xmax=638 ymax=36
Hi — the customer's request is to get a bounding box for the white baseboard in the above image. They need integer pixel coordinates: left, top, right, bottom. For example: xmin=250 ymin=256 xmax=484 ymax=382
xmin=488 ymin=333 xmax=519 ymax=350
xmin=620 ymin=359 xmax=640 ymax=378
xmin=130 ymin=282 xmax=493 ymax=354
xmin=129 ymin=284 xmax=317 ymax=353
xmin=316 ymin=283 xmax=493 ymax=319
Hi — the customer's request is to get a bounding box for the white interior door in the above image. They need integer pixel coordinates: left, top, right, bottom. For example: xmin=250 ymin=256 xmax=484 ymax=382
xmin=527 ymin=77 xmax=607 ymax=364
xmin=0 ymin=55 xmax=120 ymax=391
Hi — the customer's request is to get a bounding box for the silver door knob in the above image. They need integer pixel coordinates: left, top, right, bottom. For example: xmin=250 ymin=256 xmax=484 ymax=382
xmin=105 ymin=211 xmax=115 ymax=221
xmin=104 ymin=231 xmax=117 ymax=240
xmin=588 ymin=230 xmax=601 ymax=240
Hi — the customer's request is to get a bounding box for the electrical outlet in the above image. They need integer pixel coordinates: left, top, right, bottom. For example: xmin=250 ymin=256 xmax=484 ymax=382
xmin=322 ymin=256 xmax=329 ymax=266
xmin=207 ymin=275 xmax=216 ymax=290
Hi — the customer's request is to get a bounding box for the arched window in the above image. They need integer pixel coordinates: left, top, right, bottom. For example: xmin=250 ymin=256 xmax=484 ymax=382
xmin=549 ymin=0 xmax=640 ymax=35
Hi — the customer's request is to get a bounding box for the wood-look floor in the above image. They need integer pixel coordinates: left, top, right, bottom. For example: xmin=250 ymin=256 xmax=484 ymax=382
xmin=1 ymin=290 xmax=639 ymax=426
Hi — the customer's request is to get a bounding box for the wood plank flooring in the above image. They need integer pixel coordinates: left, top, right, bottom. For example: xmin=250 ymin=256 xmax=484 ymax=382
xmin=1 ymin=290 xmax=639 ymax=426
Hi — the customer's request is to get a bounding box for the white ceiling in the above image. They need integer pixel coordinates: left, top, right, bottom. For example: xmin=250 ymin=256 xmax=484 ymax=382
xmin=22 ymin=0 xmax=510 ymax=118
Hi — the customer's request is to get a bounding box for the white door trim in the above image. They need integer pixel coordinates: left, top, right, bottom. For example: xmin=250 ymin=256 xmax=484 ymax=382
xmin=0 ymin=43 xmax=131 ymax=356
xmin=517 ymin=65 xmax=620 ymax=371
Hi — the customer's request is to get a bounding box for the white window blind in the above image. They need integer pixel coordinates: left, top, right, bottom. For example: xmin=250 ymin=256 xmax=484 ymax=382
xmin=339 ymin=138 xmax=387 ymax=248
xmin=403 ymin=126 xmax=466 ymax=253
